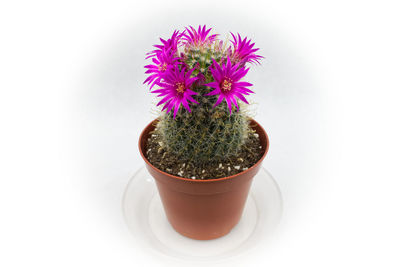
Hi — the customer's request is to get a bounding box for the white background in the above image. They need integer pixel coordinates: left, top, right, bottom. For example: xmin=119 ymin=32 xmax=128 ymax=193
xmin=1 ymin=0 xmax=399 ymax=266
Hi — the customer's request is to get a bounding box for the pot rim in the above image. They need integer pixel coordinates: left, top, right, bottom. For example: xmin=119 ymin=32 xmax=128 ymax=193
xmin=138 ymin=118 xmax=269 ymax=183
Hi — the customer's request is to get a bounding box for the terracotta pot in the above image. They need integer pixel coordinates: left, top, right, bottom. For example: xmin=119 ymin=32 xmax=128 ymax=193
xmin=138 ymin=119 xmax=269 ymax=240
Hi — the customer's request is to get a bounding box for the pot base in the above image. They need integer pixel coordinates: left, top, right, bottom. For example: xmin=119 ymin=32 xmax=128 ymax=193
xmin=123 ymin=167 xmax=282 ymax=260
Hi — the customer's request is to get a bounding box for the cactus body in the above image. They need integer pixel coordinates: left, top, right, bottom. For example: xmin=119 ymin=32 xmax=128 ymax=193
xmin=144 ymin=25 xmax=263 ymax=177
xmin=157 ymin=86 xmax=250 ymax=164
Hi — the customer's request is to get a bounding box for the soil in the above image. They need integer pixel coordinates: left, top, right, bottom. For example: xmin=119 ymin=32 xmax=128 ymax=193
xmin=145 ymin=128 xmax=263 ymax=180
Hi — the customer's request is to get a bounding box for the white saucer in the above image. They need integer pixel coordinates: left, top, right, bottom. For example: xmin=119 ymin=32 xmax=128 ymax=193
xmin=122 ymin=167 xmax=283 ymax=261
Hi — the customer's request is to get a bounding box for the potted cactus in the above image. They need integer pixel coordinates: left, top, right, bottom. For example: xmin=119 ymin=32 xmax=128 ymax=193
xmin=139 ymin=25 xmax=269 ymax=240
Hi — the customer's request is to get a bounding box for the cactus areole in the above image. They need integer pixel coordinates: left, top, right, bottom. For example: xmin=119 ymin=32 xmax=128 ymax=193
xmin=143 ymin=25 xmax=266 ymax=180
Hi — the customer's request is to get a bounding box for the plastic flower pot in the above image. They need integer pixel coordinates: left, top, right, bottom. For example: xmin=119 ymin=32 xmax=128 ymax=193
xmin=138 ymin=118 xmax=269 ymax=240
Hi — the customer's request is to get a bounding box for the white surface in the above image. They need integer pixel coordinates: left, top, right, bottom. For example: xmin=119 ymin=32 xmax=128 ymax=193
xmin=122 ymin=167 xmax=282 ymax=261
xmin=1 ymin=0 xmax=400 ymax=266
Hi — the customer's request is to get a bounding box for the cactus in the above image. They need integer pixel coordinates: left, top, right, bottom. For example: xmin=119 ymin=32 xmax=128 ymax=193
xmin=144 ymin=25 xmax=263 ymax=177
xmin=157 ymin=88 xmax=250 ymax=164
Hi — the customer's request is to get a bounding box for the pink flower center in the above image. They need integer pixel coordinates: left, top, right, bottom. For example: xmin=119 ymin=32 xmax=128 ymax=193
xmin=176 ymin=82 xmax=185 ymax=93
xmin=158 ymin=63 xmax=167 ymax=72
xmin=221 ymin=78 xmax=232 ymax=92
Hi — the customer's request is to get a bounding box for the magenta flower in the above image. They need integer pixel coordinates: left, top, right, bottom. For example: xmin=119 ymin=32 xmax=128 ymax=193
xmin=146 ymin=30 xmax=182 ymax=59
xmin=205 ymin=56 xmax=254 ymax=114
xmin=152 ymin=67 xmax=199 ymax=118
xmin=230 ymin=33 xmax=263 ymax=65
xmin=144 ymin=49 xmax=178 ymax=90
xmin=182 ymin=25 xmax=218 ymax=47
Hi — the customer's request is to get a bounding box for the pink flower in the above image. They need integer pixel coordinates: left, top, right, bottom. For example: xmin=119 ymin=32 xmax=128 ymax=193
xmin=205 ymin=56 xmax=254 ymax=114
xmin=152 ymin=67 xmax=199 ymax=118
xmin=146 ymin=30 xmax=182 ymax=59
xmin=182 ymin=25 xmax=218 ymax=48
xmin=230 ymin=33 xmax=263 ymax=65
xmin=144 ymin=49 xmax=178 ymax=90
